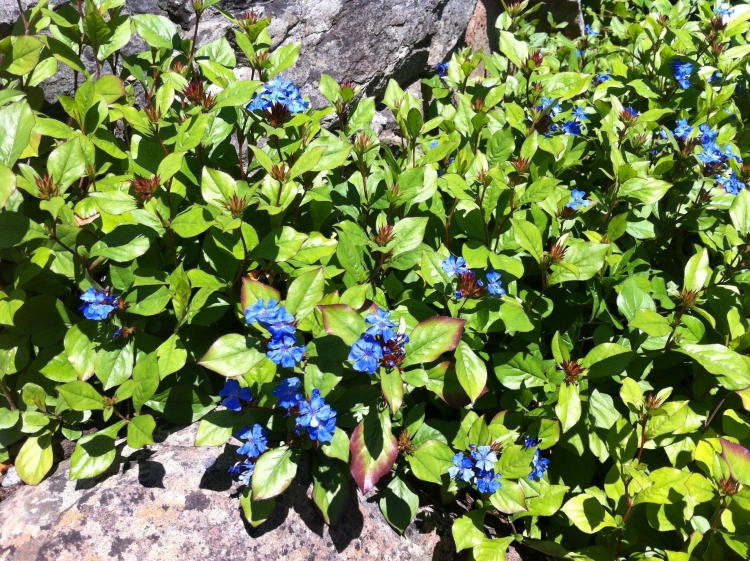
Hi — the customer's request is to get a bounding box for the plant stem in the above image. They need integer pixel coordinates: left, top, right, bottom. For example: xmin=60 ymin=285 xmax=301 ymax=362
xmin=16 ymin=0 xmax=29 ymax=34
xmin=51 ymin=222 xmax=88 ymax=268
xmin=0 ymin=379 xmax=17 ymax=411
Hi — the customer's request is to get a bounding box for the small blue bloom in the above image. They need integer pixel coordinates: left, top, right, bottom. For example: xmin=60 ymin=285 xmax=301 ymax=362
xmin=365 ymin=308 xmax=398 ymax=342
xmin=248 ymin=75 xmax=309 ymax=113
xmin=716 ymin=171 xmax=746 ymax=195
xmin=219 ymin=379 xmax=253 ymax=412
xmin=698 ymin=140 xmax=728 ymax=166
xmin=297 ymin=388 xmax=336 ymax=432
xmin=470 ymin=445 xmax=498 ymax=472
xmin=237 ymin=424 xmax=268 ymax=458
xmin=245 ymin=298 xmax=281 ymax=325
xmin=475 ymin=469 xmax=502 ymax=494
xmin=674 ymin=118 xmax=693 ymax=140
xmin=529 ymin=449 xmax=550 ymax=481
xmin=113 ymin=327 xmax=123 ymax=340
xmin=594 ymin=71 xmax=612 ymax=84
xmin=585 ymin=24 xmax=599 ymax=36
xmin=448 ymin=452 xmax=475 ymax=482
xmin=267 ymin=334 xmax=306 ymax=369
xmin=486 ymin=271 xmax=506 ymax=297
xmin=714 ymin=3 xmax=734 ymax=16
xmin=348 ymin=335 xmax=384 ymax=374
xmin=442 ymin=255 xmax=469 ymax=277
xmin=455 ymin=290 xmax=465 ymax=300
xmin=724 ymin=144 xmax=743 ymax=163
xmin=671 ymin=58 xmax=693 ymax=90
xmin=264 ymin=306 xmax=297 ymax=338
xmin=576 ymin=49 xmax=586 ymax=58
xmin=562 ymin=120 xmax=582 ymax=136
xmin=658 ymin=129 xmax=669 ymax=140
xmin=273 ymin=377 xmax=304 ymax=410
xmin=430 ymin=140 xmax=440 ymax=149
xmin=79 ymin=288 xmax=118 ymax=321
xmin=699 ymin=123 xmax=718 ymax=144
xmin=709 ymin=71 xmax=722 ymax=84
xmin=572 ymin=106 xmax=587 ymax=121
xmin=307 ymin=413 xmax=337 ymax=443
xmin=566 ymin=189 xmax=590 ymax=211
xmin=524 ymin=435 xmax=541 ymax=448
xmin=541 ymin=97 xmax=562 ymax=117
xmin=229 ymin=459 xmax=255 ymax=486
xmin=435 ymin=63 xmax=449 ymax=77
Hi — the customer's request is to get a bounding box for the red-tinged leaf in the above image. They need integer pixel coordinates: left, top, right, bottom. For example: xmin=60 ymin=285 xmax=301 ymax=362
xmin=241 ymin=276 xmax=281 ymax=313
xmin=721 ymin=438 xmax=750 ymax=485
xmin=350 ymin=410 xmax=398 ymax=493
xmin=402 ymin=316 xmax=465 ymax=368
xmin=319 ymin=304 xmax=367 ymax=346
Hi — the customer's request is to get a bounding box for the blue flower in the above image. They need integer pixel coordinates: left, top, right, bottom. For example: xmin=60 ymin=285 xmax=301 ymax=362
xmin=274 ymin=377 xmax=304 ymax=410
xmin=441 ymin=254 xmax=469 ymax=277
xmin=524 ymin=435 xmax=541 ymax=448
xmin=264 ymin=306 xmax=297 ymax=338
xmin=348 ymin=335 xmax=383 ymax=374
xmin=475 ymin=469 xmax=502 ymax=494
xmin=245 ymin=298 xmax=282 ymax=325
xmin=594 ymin=71 xmax=612 ymax=84
xmin=470 ymin=445 xmax=498 ymax=472
xmin=562 ymin=120 xmax=582 ymax=136
xmin=430 ymin=140 xmax=440 ymax=149
xmin=716 ymin=171 xmax=746 ymax=195
xmin=237 ymin=424 xmax=268 ymax=458
xmin=448 ymin=452 xmax=475 ymax=482
xmin=724 ymin=144 xmax=743 ymax=163
xmin=248 ymin=75 xmax=309 ymax=113
xmin=566 ymin=189 xmax=590 ymax=211
xmin=529 ymin=449 xmax=550 ymax=481
xmin=113 ymin=327 xmax=123 ymax=340
xmin=435 ymin=63 xmax=449 ymax=77
xmin=365 ymin=308 xmax=397 ymax=341
xmin=576 ymin=49 xmax=586 ymax=58
xmin=297 ymin=389 xmax=337 ymax=443
xmin=455 ymin=289 xmax=465 ymax=300
xmin=698 ymin=140 xmax=729 ymax=167
xmin=229 ymin=459 xmax=255 ymax=486
xmin=219 ymin=379 xmax=253 ymax=412
xmin=671 ymin=58 xmax=693 ymax=90
xmin=674 ymin=118 xmax=693 ymax=140
xmin=714 ymin=3 xmax=734 ymax=16
xmin=267 ymin=334 xmax=306 ymax=369
xmin=79 ymin=288 xmax=118 ymax=321
xmin=486 ymin=271 xmax=506 ymax=297
xmin=572 ymin=106 xmax=587 ymax=121
xmin=699 ymin=123 xmax=718 ymax=144
xmin=541 ymin=97 xmax=562 ymax=117
xmin=709 ymin=71 xmax=722 ymax=84
xmin=585 ymin=24 xmax=599 ymax=36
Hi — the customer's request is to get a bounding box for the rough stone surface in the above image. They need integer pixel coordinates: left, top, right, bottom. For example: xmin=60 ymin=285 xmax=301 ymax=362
xmin=0 ymin=425 xmax=470 ymax=561
xmin=0 ymin=467 xmax=20 ymax=488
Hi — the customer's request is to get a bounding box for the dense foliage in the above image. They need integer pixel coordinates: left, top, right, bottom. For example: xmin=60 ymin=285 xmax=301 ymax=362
xmin=3 ymin=0 xmax=750 ymax=559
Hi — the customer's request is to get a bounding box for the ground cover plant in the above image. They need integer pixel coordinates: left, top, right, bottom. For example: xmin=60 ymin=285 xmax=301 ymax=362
xmin=2 ymin=0 xmax=750 ymax=559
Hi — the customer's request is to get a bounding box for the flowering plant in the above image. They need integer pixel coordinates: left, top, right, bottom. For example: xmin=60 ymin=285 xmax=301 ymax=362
xmin=2 ymin=0 xmax=750 ymax=559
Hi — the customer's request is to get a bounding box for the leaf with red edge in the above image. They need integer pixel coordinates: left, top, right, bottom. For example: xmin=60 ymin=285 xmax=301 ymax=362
xmin=721 ymin=438 xmax=750 ymax=485
xmin=241 ymin=276 xmax=281 ymax=313
xmin=319 ymin=304 xmax=367 ymax=346
xmin=350 ymin=409 xmax=398 ymax=493
xmin=402 ymin=316 xmax=465 ymax=368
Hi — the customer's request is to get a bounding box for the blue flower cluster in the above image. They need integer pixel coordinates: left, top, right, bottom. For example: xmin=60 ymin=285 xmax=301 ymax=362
xmin=230 ymin=423 xmax=268 ymax=485
xmin=348 ymin=309 xmax=409 ymax=373
xmin=671 ymin=58 xmax=694 ymax=90
xmin=532 ymin=98 xmax=584 ymax=137
xmin=219 ymin=379 xmax=253 ymax=412
xmin=448 ymin=445 xmax=502 ymax=494
xmin=696 ymin=122 xmax=743 ymax=174
xmin=246 ymin=299 xmax=305 ymax=369
xmin=674 ymin=118 xmax=693 ymax=140
xmin=247 ymin=75 xmax=309 ymax=113
xmin=79 ymin=288 xmax=119 ymax=321
xmin=593 ymin=70 xmax=612 ymax=85
xmin=441 ymin=255 xmax=506 ymax=299
xmin=714 ymin=2 xmax=734 ymax=16
xmin=566 ymin=189 xmax=590 ymax=211
xmin=585 ymin=24 xmax=599 ymax=36
xmin=435 ymin=63 xmax=449 ymax=78
xmin=716 ymin=171 xmax=746 ymax=195
xmin=271 ymin=377 xmax=338 ymax=443
xmin=524 ymin=435 xmax=550 ymax=481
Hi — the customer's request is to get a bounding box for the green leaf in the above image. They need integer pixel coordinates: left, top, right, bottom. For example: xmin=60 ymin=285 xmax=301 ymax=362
xmin=171 ymin=205 xmax=214 ymax=238
xmin=381 ymin=369 xmax=404 ymax=414
xmin=289 ymin=146 xmax=327 ymax=180
xmin=683 ymin=248 xmax=709 ymax=292
xmin=387 ymin=217 xmax=428 ymax=257
xmin=3 ymin=36 xmax=43 ymax=76
xmin=548 ymin=242 xmax=609 ymax=285
xmin=127 ymin=414 xmax=156 ymax=448
xmin=285 ymin=268 xmax=324 ymax=323
xmin=198 ymin=334 xmax=266 ymax=377
xmin=555 ymin=383 xmax=581 ymax=433
xmin=487 ymin=128 xmax=515 ymax=167
xmin=48 ymin=138 xmax=87 ymax=191
xmin=58 ymin=381 xmax=104 ymax=410
xmin=132 ymin=14 xmax=177 ymax=49
xmin=490 ymin=481 xmax=527 ymax=514
xmin=380 ymin=476 xmax=419 ymax=533
xmin=583 ymin=343 xmax=634 ymax=378
xmin=402 ymin=317 xmax=465 ymax=367
xmin=495 ymin=444 xmax=536 ymax=479
xmin=455 ymin=341 xmax=487 ymax=403
xmin=561 ymin=494 xmax=616 ymax=533
xmin=453 ymin=511 xmax=486 ymax=550
xmin=407 ymin=439 xmax=453 ymax=484
xmin=730 ymin=189 xmax=750 ymax=235
xmin=678 ymin=343 xmax=750 ymax=390
xmin=0 ymin=211 xmax=45 ymax=248
xmin=498 ymin=31 xmax=528 ymax=68
xmin=544 ymin=72 xmax=591 ymax=100
xmin=241 ymin=487 xmax=275 ymax=527
xmin=69 ymin=421 xmax=125 ymax=480
xmin=0 ymin=100 xmax=35 ymax=167
xmin=312 ymin=454 xmax=350 ymax=525
xmin=214 ymin=81 xmax=262 ymax=109
xmin=630 ymin=309 xmax=672 ymax=337
xmin=15 ymin=434 xmax=53 ymax=485
xmin=252 ymin=446 xmax=298 ymax=500
xmin=319 ymin=304 xmax=367 ymax=346
xmin=350 ymin=410 xmax=398 ymax=493
xmin=632 ymin=467 xmax=689 ymax=505
xmin=473 ymin=537 xmax=516 ymax=561
xmin=512 ymin=219 xmax=543 ymax=263
xmin=619 ymin=177 xmax=671 ymax=205
xmin=175 ymin=113 xmax=210 ymax=152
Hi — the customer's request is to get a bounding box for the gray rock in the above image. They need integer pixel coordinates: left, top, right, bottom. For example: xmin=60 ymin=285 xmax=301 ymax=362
xmin=0 ymin=425 xmax=467 ymax=561
xmin=1 ymin=467 xmax=21 ymax=488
